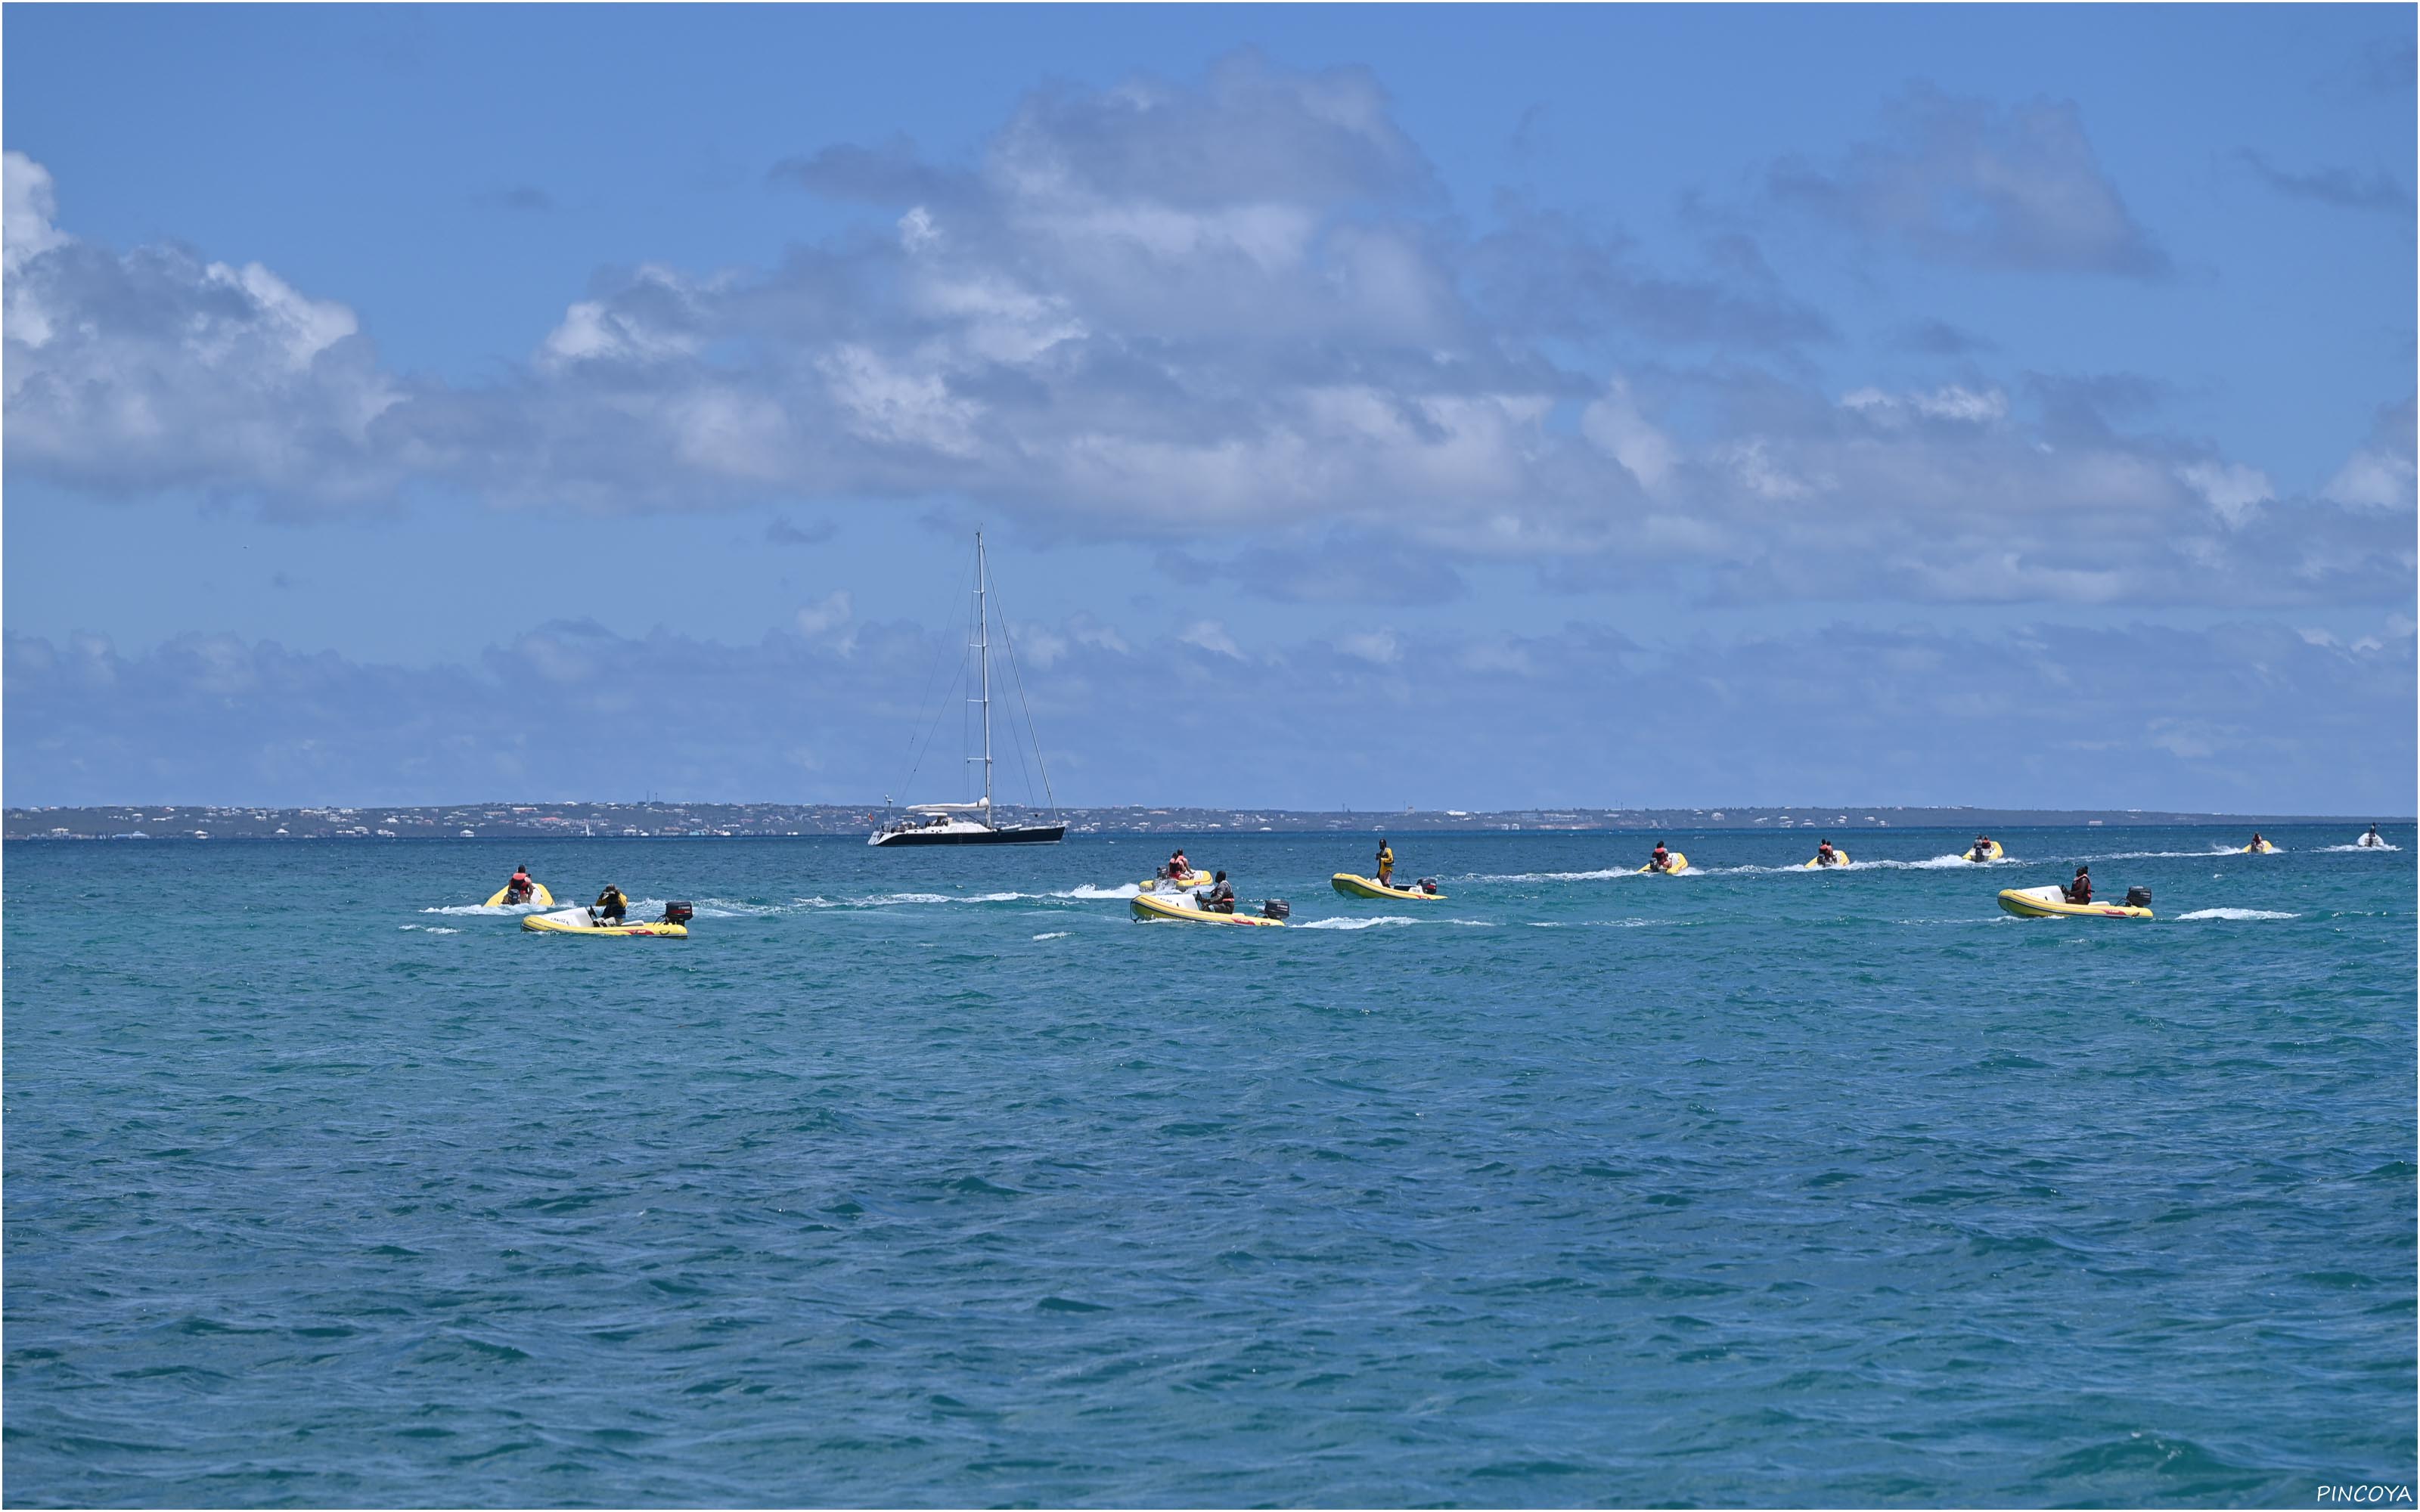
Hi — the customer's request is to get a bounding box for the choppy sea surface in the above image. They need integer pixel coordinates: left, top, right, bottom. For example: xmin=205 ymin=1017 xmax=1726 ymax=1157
xmin=5 ymin=824 xmax=2413 ymax=1507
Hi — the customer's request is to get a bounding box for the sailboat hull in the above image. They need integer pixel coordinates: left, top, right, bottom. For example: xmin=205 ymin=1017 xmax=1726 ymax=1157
xmin=869 ymin=823 xmax=1066 ymax=847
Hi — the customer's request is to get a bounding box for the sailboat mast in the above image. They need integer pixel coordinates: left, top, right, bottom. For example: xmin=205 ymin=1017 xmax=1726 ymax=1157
xmin=976 ymin=532 xmax=992 ymax=810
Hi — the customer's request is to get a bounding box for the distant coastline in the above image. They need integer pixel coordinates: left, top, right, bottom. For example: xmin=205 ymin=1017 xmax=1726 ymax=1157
xmin=4 ymin=802 xmax=2400 ymax=841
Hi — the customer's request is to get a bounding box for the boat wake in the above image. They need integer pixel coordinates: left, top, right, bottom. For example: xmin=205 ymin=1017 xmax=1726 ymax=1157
xmin=2322 ymin=842 xmax=2400 ymax=853
xmin=1297 ymin=916 xmax=1420 ymax=930
xmin=1467 ymin=868 xmax=1629 ymax=882
xmin=2176 ymin=908 xmax=2299 ymax=922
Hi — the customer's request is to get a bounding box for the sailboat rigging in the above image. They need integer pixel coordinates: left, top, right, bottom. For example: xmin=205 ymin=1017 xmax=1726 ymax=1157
xmin=870 ymin=533 xmax=1066 ymax=847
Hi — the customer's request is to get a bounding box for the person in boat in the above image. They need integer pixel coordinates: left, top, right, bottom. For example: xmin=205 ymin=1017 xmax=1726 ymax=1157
xmin=1165 ymin=848 xmax=1192 ymax=881
xmin=1202 ymin=870 xmax=1236 ymax=913
xmin=1376 ymin=839 xmax=1395 ymax=886
xmin=2063 ymin=866 xmax=2092 ymax=906
xmin=593 ymin=884 xmax=628 ymax=925
xmin=2365 ymin=824 xmax=2383 ymax=847
xmin=1970 ymin=835 xmax=1993 ymax=862
xmin=1815 ymin=839 xmax=1837 ymax=866
xmin=504 ymin=864 xmax=535 ymax=904
xmin=1648 ymin=841 xmax=1672 ymax=872
xmin=2249 ymin=832 xmax=2266 ymax=850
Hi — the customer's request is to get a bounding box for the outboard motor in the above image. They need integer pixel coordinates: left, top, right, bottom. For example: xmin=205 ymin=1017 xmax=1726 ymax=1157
xmin=1419 ymin=878 xmax=1439 ymax=894
xmin=1261 ymin=899 xmax=1290 ymax=921
xmin=2124 ymin=886 xmax=2152 ymax=909
xmin=661 ymin=901 xmax=695 ymax=926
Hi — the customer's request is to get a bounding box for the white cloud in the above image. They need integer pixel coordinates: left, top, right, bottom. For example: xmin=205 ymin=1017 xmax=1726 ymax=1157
xmin=1179 ymin=619 xmax=1242 ymax=658
xmin=1841 ymin=384 xmax=2009 ymax=424
xmin=4 ymin=151 xmax=68 ymax=345
xmin=2324 ymin=448 xmax=2415 ymax=510
xmin=1581 ymin=378 xmax=1677 ymax=493
xmin=1 ymin=55 xmax=2409 ymax=618
xmin=4 ymin=152 xmax=402 ymax=503
xmin=1338 ymin=629 xmax=1401 ymax=664
xmin=2176 ymin=460 xmax=2273 ymax=527
xmin=795 ymin=591 xmax=855 ymax=637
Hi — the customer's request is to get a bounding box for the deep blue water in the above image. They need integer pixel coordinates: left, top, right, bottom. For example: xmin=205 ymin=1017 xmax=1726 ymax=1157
xmin=5 ymin=825 xmax=2414 ymax=1506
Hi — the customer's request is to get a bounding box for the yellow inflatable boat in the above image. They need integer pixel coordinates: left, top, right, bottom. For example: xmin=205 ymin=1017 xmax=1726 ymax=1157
xmin=2242 ymin=841 xmax=2276 ymax=854
xmin=1964 ymin=841 xmax=2006 ymax=863
xmin=1996 ymin=885 xmax=2152 ymax=920
xmin=1802 ymin=850 xmax=1851 ymax=869
xmin=522 ymin=904 xmax=690 ymax=937
xmin=1332 ymin=873 xmax=1445 ymax=900
xmin=483 ymin=882 xmax=555 ymax=907
xmin=1140 ymin=870 xmax=1212 ymax=892
xmin=1637 ymin=853 xmax=1689 ymax=875
xmin=1129 ymin=892 xmax=1285 ymax=926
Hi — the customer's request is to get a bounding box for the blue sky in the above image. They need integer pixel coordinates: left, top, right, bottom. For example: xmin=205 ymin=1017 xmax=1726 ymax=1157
xmin=5 ymin=5 xmax=2412 ymax=810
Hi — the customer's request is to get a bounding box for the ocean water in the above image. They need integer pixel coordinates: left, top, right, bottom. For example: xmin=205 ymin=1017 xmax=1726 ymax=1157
xmin=5 ymin=824 xmax=2413 ymax=1507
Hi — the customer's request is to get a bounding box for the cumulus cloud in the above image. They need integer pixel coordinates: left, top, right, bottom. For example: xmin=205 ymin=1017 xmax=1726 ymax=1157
xmin=1767 ymin=86 xmax=2170 ymax=277
xmin=2 ymin=63 xmax=2405 ymax=612
xmin=8 ymin=615 xmax=2409 ymax=810
xmin=2322 ymin=399 xmax=2418 ymax=510
xmin=2176 ymin=460 xmax=2273 ymax=527
xmin=1177 ymin=619 xmax=1243 ymax=658
xmin=794 ymin=590 xmax=855 ymax=637
xmin=3 ymin=152 xmax=405 ymax=507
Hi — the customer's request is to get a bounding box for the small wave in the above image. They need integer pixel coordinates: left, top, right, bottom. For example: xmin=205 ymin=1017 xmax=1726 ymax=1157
xmin=1031 ymin=931 xmax=1070 ymax=941
xmin=683 ymin=897 xmax=788 ymax=917
xmin=2322 ymin=842 xmax=2400 ymax=853
xmin=808 ymin=890 xmax=1078 ymax=909
xmin=1298 ymin=916 xmax=1420 ymax=930
xmin=1469 ymin=868 xmax=1627 ymax=882
xmin=423 ymin=903 xmax=535 ymax=916
xmin=399 ymin=924 xmax=461 ymax=934
xmin=1902 ymin=853 xmax=2015 ymax=870
xmin=2176 ymin=908 xmax=2299 ymax=922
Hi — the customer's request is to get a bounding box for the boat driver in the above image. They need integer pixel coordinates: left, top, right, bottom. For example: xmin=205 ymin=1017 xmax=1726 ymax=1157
xmin=1202 ymin=871 xmax=1236 ymax=913
xmin=1649 ymin=841 xmax=1671 ymax=872
xmin=1166 ymin=848 xmax=1190 ymax=881
xmin=594 ymin=885 xmax=628 ymax=925
xmin=2063 ymin=866 xmax=2092 ymax=906
xmin=1816 ymin=840 xmax=1836 ymax=866
xmin=505 ymin=864 xmax=535 ymax=903
xmin=1376 ymin=839 xmax=1395 ymax=886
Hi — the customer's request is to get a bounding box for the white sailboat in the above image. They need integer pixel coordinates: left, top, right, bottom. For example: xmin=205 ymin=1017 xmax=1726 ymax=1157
xmin=870 ymin=533 xmax=1065 ymax=847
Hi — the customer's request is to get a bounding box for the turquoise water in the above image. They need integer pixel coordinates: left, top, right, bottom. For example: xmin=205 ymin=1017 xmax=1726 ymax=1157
xmin=6 ymin=825 xmax=2413 ymax=1506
